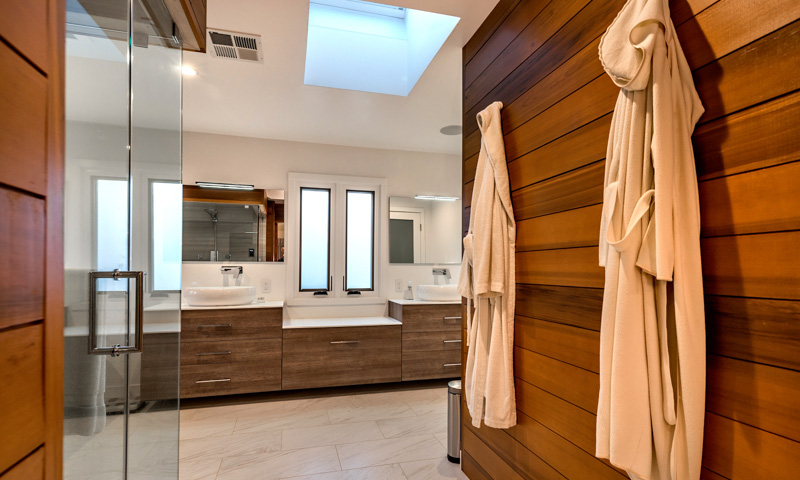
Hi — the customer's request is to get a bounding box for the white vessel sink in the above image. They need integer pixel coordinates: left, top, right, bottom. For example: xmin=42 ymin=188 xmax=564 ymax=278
xmin=184 ymin=286 xmax=257 ymax=306
xmin=417 ymin=284 xmax=460 ymax=302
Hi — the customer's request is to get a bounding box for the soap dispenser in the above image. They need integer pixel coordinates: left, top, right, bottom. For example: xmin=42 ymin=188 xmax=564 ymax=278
xmin=404 ymin=281 xmax=414 ymax=300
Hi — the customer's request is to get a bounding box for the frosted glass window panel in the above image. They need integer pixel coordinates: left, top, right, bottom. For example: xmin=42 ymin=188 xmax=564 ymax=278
xmin=346 ymin=190 xmax=374 ymax=290
xmin=152 ymin=182 xmax=183 ymax=291
xmin=300 ymin=188 xmax=331 ymax=290
xmin=96 ymin=178 xmax=129 ymax=292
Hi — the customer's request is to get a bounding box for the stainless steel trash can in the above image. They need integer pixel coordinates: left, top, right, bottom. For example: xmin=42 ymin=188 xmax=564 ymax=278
xmin=447 ymin=379 xmax=462 ymax=463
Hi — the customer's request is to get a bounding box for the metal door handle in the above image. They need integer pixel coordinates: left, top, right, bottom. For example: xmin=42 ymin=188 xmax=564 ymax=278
xmin=195 ymin=378 xmax=231 ymax=384
xmin=196 ymin=351 xmax=232 ymax=356
xmin=197 ymin=324 xmax=232 ymax=328
xmin=88 ymin=269 xmax=144 ymax=356
xmin=331 ymin=340 xmax=360 ymax=344
xmin=443 ymin=363 xmax=462 ymax=367
xmin=443 ymin=339 xmax=462 ymax=343
xmin=443 ymin=316 xmax=462 ymax=321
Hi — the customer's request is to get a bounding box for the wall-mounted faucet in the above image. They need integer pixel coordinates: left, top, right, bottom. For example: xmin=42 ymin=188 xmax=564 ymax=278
xmin=432 ymin=268 xmax=451 ymax=285
xmin=220 ymin=266 xmax=243 ymax=280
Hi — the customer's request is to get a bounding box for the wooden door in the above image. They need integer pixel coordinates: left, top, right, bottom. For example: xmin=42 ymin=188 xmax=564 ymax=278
xmin=0 ymin=0 xmax=65 ymax=478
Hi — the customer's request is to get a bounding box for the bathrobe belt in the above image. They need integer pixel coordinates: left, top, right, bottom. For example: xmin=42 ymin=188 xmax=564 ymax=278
xmin=603 ymin=182 xmax=677 ymax=426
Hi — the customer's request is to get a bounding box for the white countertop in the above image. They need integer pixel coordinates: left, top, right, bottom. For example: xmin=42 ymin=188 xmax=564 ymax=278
xmin=181 ymin=301 xmax=284 ymax=310
xmin=283 ymin=317 xmax=402 ymax=329
xmin=388 ymin=299 xmax=461 ymax=305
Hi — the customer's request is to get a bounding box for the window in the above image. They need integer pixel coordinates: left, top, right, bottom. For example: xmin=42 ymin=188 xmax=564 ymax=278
xmin=288 ymin=174 xmax=385 ymax=300
xmin=151 ymin=181 xmax=182 ymax=291
xmin=299 ymin=187 xmax=331 ymax=291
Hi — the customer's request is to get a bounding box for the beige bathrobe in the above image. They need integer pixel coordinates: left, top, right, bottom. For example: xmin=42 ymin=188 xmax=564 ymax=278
xmin=596 ymin=0 xmax=706 ymax=479
xmin=458 ymin=101 xmax=516 ymax=429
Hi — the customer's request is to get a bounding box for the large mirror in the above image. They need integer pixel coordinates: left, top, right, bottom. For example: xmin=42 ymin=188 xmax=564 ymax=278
xmin=389 ymin=196 xmax=461 ymax=264
xmin=183 ymin=187 xmax=284 ymax=262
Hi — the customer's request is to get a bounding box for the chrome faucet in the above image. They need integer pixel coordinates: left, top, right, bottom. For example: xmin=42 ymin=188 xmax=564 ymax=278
xmin=432 ymin=268 xmax=451 ymax=285
xmin=220 ymin=266 xmax=243 ymax=280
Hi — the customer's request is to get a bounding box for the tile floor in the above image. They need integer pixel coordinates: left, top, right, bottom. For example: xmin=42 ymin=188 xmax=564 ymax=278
xmin=179 ymin=382 xmax=468 ymax=480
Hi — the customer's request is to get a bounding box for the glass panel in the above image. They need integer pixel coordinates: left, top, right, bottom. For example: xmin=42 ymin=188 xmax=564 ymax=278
xmin=152 ymin=182 xmax=182 ymax=291
xmin=300 ymin=187 xmax=331 ymax=290
xmin=346 ymin=190 xmax=374 ymax=290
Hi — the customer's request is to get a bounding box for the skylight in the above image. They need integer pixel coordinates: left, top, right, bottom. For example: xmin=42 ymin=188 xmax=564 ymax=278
xmin=304 ymin=0 xmax=459 ymax=97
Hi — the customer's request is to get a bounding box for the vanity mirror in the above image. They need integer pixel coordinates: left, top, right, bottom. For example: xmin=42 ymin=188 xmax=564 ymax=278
xmin=389 ymin=196 xmax=461 ymax=264
xmin=183 ymin=186 xmax=285 ymax=262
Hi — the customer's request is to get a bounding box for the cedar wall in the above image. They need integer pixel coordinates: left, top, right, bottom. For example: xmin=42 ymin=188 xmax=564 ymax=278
xmin=459 ymin=0 xmax=800 ymax=479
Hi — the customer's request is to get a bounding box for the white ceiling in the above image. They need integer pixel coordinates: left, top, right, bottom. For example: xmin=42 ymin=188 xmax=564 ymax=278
xmin=182 ymin=0 xmax=499 ymax=155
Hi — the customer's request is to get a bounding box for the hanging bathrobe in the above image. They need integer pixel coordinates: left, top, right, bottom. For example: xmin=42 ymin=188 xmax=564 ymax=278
xmin=596 ymin=0 xmax=706 ymax=479
xmin=458 ymin=101 xmax=516 ymax=429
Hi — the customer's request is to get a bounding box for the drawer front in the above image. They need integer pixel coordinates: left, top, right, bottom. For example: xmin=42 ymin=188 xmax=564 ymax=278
xmin=282 ymin=326 xmax=401 ymax=390
xmin=403 ymin=331 xmax=463 ymax=353
xmin=402 ymin=350 xmax=462 ymax=381
xmin=400 ymin=304 xmax=462 ymax=333
xmin=181 ymin=338 xmax=281 ymax=366
xmin=181 ymin=361 xmax=281 ymax=398
xmin=181 ymin=308 xmax=282 ymax=342
xmin=0 ymin=325 xmax=45 ymax=474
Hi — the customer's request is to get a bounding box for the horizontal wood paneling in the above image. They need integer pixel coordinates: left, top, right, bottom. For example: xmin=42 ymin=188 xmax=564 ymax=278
xmin=2 ymin=448 xmax=44 ymax=480
xmin=0 ymin=0 xmax=48 ymax=71
xmin=463 ymin=0 xmax=800 ymax=477
xmin=463 ymin=0 xmax=521 ymax=64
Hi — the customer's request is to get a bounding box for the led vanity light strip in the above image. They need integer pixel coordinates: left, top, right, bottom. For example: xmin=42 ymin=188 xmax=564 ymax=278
xmin=196 ymin=182 xmax=255 ymax=190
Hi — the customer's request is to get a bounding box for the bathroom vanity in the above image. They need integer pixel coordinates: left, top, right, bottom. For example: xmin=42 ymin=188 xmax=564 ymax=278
xmin=179 ymin=300 xmax=462 ymax=398
xmin=180 ymin=303 xmax=283 ymax=398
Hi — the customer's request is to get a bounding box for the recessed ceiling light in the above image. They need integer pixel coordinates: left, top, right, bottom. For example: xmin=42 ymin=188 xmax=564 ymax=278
xmin=439 ymin=125 xmax=462 ymax=136
xmin=181 ymin=65 xmax=198 ymax=76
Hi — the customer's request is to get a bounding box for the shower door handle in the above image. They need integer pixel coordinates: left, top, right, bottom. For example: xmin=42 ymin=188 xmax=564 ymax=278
xmin=88 ymin=269 xmax=145 ymax=356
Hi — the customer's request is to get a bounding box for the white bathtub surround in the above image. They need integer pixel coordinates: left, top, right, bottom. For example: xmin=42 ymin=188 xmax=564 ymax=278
xmin=596 ymin=1 xmax=706 ymax=479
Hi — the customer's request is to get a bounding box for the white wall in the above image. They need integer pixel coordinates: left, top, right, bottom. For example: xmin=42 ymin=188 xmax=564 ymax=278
xmin=182 ymin=131 xmax=462 ymax=316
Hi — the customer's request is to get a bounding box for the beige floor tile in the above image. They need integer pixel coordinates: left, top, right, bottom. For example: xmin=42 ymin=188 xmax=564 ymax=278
xmin=406 ymin=396 xmax=448 ymax=417
xmin=327 ymin=403 xmax=417 ymax=424
xmin=180 ymin=429 xmax=281 ymax=461
xmin=400 ymin=458 xmax=467 ymax=480
xmin=377 ymin=414 xmax=447 ymax=439
xmin=216 ymin=446 xmax=341 ymax=480
xmin=233 ymin=408 xmax=331 ymax=434
xmin=180 ymin=417 xmax=237 ymax=441
xmin=434 ymin=433 xmax=448 ymax=450
xmin=182 ymin=401 xmax=285 ymax=423
xmin=280 ymin=464 xmax=407 ymax=480
xmin=336 ymin=435 xmax=445 ymax=470
xmin=179 ymin=458 xmax=222 ymax=480
xmin=280 ymin=395 xmax=365 ymax=414
xmin=282 ymin=421 xmax=384 ymax=450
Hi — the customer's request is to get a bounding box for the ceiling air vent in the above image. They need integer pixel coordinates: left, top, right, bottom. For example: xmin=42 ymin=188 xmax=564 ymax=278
xmin=207 ymin=29 xmax=264 ymax=63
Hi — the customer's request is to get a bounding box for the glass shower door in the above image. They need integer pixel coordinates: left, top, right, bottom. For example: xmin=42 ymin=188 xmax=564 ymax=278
xmin=63 ymin=0 xmax=182 ymax=478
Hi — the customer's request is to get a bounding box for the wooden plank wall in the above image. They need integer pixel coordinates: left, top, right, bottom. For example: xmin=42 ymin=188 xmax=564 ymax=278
xmin=460 ymin=0 xmax=800 ymax=478
xmin=0 ymin=0 xmax=65 ymax=478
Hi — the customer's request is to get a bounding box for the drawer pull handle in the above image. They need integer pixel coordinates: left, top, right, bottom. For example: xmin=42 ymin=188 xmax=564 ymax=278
xmin=443 ymin=363 xmax=462 ymax=367
xmin=443 ymin=339 xmax=462 ymax=344
xmin=196 ymin=351 xmax=232 ymax=356
xmin=443 ymin=316 xmax=462 ymax=321
xmin=330 ymin=340 xmax=360 ymax=344
xmin=195 ymin=378 xmax=231 ymax=384
xmin=197 ymin=324 xmax=232 ymax=328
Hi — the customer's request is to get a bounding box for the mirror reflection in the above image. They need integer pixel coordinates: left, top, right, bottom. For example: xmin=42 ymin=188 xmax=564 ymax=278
xmin=183 ymin=189 xmax=284 ymax=262
xmin=389 ymin=196 xmax=461 ymax=264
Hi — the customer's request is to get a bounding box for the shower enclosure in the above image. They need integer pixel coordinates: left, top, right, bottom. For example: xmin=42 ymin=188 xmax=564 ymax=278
xmin=63 ymin=0 xmax=183 ymax=477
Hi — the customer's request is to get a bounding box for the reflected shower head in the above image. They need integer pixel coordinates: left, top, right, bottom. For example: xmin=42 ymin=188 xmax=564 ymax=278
xmin=205 ymin=208 xmax=218 ymax=222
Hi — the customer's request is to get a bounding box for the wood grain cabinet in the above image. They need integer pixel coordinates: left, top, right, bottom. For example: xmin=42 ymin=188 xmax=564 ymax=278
xmin=282 ymin=325 xmax=402 ymax=390
xmin=389 ymin=302 xmax=463 ymax=381
xmin=180 ymin=307 xmax=282 ymax=398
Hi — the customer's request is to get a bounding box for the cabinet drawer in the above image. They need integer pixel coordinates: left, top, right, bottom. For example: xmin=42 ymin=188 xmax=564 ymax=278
xmin=402 ymin=350 xmax=462 ymax=381
xmin=399 ymin=304 xmax=462 ymax=333
xmin=403 ymin=331 xmax=463 ymax=353
xmin=0 ymin=325 xmax=45 ymax=474
xmin=282 ymin=325 xmax=401 ymax=390
xmin=181 ymin=338 xmax=281 ymax=366
xmin=181 ymin=308 xmax=282 ymax=342
xmin=181 ymin=361 xmax=281 ymax=398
